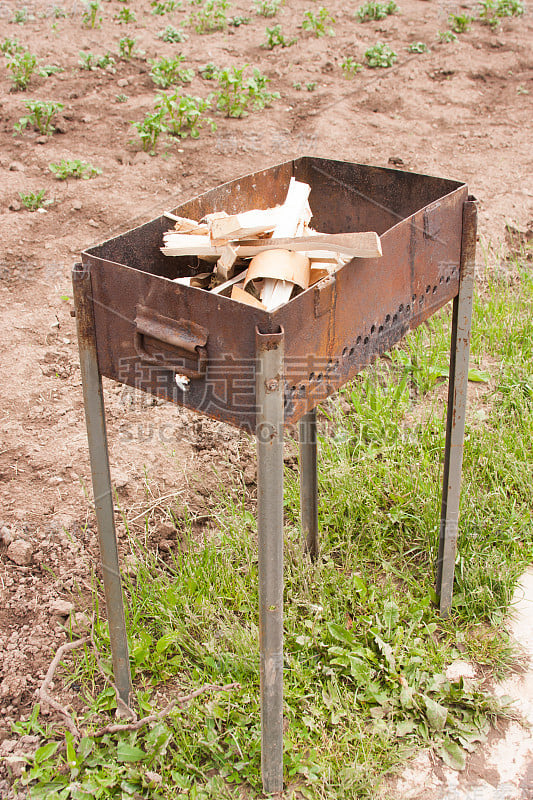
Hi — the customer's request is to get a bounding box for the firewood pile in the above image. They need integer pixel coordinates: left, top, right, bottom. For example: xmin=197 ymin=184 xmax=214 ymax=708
xmin=161 ymin=178 xmax=382 ymax=311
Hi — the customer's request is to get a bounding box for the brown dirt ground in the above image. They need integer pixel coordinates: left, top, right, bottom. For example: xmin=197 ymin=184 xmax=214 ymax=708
xmin=0 ymin=0 xmax=532 ymax=793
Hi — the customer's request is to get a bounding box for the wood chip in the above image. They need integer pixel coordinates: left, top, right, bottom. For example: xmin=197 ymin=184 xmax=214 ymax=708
xmin=231 ymin=285 xmax=267 ymax=309
xmin=215 ymin=244 xmax=238 ymax=281
xmin=163 ymin=213 xmax=209 ymax=234
xmin=210 ymin=269 xmax=248 ymax=295
xmin=210 ymin=208 xmax=282 ymax=242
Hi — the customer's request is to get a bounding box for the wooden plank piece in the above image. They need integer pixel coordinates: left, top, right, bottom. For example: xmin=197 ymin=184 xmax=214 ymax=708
xmin=238 ymin=231 xmax=382 ymax=259
xmin=162 ymin=233 xmax=222 ymax=257
xmin=210 ymin=208 xmax=282 ymax=242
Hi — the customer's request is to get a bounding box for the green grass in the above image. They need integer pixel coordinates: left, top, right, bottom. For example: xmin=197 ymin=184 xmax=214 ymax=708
xmin=14 ymin=255 xmax=533 ymax=797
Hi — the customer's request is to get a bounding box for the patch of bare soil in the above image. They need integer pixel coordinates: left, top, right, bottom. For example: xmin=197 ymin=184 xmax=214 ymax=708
xmin=0 ymin=0 xmax=532 ymax=792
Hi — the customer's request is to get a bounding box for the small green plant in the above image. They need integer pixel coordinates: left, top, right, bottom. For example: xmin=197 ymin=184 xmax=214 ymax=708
xmin=78 ymin=51 xmax=116 ymax=71
xmin=230 ymin=14 xmax=251 ymax=25
xmin=52 ymin=6 xmax=68 ymax=18
xmin=5 ymin=49 xmax=61 ymax=89
xmin=408 ymin=40 xmax=429 ymax=52
xmin=215 ymin=64 xmax=279 ymax=117
xmin=263 ymin=24 xmax=296 ymax=48
xmin=449 ymin=12 xmax=473 ymax=31
xmin=49 ymin=159 xmax=102 ymax=180
xmin=478 ymin=0 xmax=523 ymax=27
xmin=97 ymin=52 xmax=116 ymax=71
xmin=11 ymin=7 xmax=29 ymax=24
xmin=341 ymin=55 xmax=363 ymax=77
xmin=118 ymin=36 xmax=136 ymax=59
xmin=437 ymin=29 xmax=458 ymax=42
xmin=254 ymin=0 xmax=282 ymax=16
xmin=78 ymin=51 xmax=95 ymax=69
xmin=293 ymin=81 xmax=302 ymax=89
xmin=306 ymin=81 xmax=317 ymax=91
xmin=188 ymin=0 xmax=229 ymax=33
xmin=19 ymin=189 xmax=52 ymax=211
xmin=151 ymin=0 xmax=177 ymax=14
xmin=131 ymin=109 xmax=167 ymax=152
xmin=39 ymin=63 xmax=63 ymax=76
xmin=302 ymin=7 xmax=335 ymax=36
xmin=116 ymin=93 xmax=128 ymax=102
xmin=199 ymin=62 xmax=219 ymax=80
xmin=149 ymin=55 xmax=194 ymax=88
xmin=6 ymin=51 xmax=38 ymax=90
xmin=156 ymin=91 xmax=216 ymax=138
xmin=356 ymin=0 xmax=398 ymax=21
xmin=14 ymin=99 xmax=64 ymax=135
xmin=82 ymin=1 xmax=101 ymax=28
xmin=365 ymin=41 xmax=397 ymax=67
xmin=0 ymin=37 xmax=23 ymax=56
xmin=114 ymin=6 xmax=136 ymax=22
xmin=158 ymin=24 xmax=188 ymax=41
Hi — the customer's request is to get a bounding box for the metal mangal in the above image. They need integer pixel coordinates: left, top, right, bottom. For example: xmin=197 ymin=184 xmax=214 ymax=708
xmin=73 ymin=157 xmax=477 ymax=794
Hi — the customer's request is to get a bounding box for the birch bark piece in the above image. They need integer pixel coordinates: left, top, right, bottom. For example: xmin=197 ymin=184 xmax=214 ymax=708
xmin=244 ymin=249 xmax=310 ymax=290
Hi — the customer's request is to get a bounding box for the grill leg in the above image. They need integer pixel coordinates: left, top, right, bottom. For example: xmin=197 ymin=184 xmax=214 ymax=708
xmin=72 ymin=264 xmax=132 ymax=709
xmin=256 ymin=327 xmax=284 ymax=795
xmin=436 ymin=199 xmax=477 ymax=618
xmin=299 ymin=409 xmax=319 ymax=559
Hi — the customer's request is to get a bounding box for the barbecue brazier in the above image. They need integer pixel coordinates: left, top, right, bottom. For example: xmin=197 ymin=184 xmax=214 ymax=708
xmin=73 ymin=157 xmax=476 ymax=794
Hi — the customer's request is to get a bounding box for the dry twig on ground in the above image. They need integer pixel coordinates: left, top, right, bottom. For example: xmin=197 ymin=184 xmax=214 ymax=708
xmin=39 ymin=637 xmax=90 ymax=737
xmin=92 ymin=682 xmax=240 ymax=737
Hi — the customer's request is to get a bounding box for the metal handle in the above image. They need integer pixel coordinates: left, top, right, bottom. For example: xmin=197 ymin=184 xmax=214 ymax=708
xmin=134 ymin=305 xmax=208 ymax=379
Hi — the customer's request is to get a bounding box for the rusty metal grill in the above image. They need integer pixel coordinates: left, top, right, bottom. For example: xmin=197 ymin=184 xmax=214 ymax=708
xmin=81 ymin=157 xmax=467 ymax=431
xmin=73 ymin=157 xmax=477 ymax=794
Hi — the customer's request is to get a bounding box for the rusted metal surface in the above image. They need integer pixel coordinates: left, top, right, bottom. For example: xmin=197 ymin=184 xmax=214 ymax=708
xmin=299 ymin=409 xmax=319 ymax=559
xmin=134 ymin=306 xmax=208 ymax=379
xmin=256 ymin=326 xmax=284 ymax=794
xmin=72 ymin=263 xmax=132 ymax=707
xmin=81 ymin=157 xmax=468 ymax=432
xmin=436 ymin=198 xmax=477 ymax=617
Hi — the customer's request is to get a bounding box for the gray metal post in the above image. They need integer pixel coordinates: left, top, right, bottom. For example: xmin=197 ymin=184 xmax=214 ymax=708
xmin=299 ymin=408 xmax=319 ymax=559
xmin=256 ymin=326 xmax=285 ymax=795
xmin=72 ymin=263 xmax=133 ymax=708
xmin=436 ymin=199 xmax=477 ymax=617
